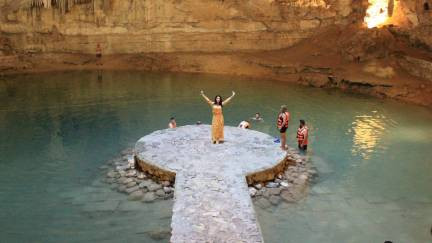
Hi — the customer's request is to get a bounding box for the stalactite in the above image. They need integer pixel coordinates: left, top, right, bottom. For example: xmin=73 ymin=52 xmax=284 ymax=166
xmin=23 ymin=0 xmax=93 ymax=13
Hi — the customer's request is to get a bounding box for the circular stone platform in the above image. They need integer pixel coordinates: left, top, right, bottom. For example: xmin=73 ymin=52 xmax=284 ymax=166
xmin=134 ymin=125 xmax=289 ymax=243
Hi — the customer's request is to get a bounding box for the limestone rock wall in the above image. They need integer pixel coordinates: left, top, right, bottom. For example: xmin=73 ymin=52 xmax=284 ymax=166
xmin=389 ymin=0 xmax=432 ymax=50
xmin=0 ymin=0 xmax=356 ymax=54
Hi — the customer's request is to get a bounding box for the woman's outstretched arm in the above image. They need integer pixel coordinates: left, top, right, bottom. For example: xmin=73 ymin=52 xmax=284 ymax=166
xmin=200 ymin=90 xmax=213 ymax=106
xmin=222 ymin=91 xmax=236 ymax=106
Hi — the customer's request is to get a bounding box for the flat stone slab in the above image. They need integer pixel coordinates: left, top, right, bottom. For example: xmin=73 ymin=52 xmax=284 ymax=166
xmin=135 ymin=125 xmax=287 ymax=242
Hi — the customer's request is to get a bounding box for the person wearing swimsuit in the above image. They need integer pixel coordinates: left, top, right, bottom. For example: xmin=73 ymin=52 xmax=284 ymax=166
xmin=277 ymin=105 xmax=290 ymax=150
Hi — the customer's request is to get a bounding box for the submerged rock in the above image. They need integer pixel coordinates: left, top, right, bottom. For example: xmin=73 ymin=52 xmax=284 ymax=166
xmin=142 ymin=192 xmax=156 ymax=203
xmin=155 ymin=189 xmax=166 ymax=197
xmin=106 ymin=171 xmax=118 ymax=178
xmin=126 ymin=181 xmax=137 ymax=188
xmin=126 ymin=186 xmax=140 ymax=194
xmin=269 ymin=195 xmax=281 ymax=205
xmin=148 ymin=183 xmax=162 ymax=192
xmin=256 ymin=198 xmax=271 ymax=209
xmin=268 ymin=187 xmax=282 ymax=195
xmin=280 ymin=191 xmax=295 ymax=203
xmin=128 ymin=190 xmax=144 ymax=201
xmin=146 ymin=229 xmax=171 ymax=241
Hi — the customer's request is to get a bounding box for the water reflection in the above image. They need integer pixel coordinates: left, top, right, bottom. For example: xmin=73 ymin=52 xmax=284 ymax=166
xmin=349 ymin=113 xmax=388 ymax=159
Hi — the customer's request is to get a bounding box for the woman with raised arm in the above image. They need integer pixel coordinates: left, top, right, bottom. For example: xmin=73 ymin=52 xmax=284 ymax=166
xmin=200 ymin=90 xmax=236 ymax=144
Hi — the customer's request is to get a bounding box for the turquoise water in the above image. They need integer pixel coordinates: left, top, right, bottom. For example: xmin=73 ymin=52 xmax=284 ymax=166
xmin=0 ymin=71 xmax=431 ymax=242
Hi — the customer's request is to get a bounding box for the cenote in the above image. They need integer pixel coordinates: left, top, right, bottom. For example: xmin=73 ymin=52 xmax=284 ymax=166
xmin=0 ymin=71 xmax=431 ymax=243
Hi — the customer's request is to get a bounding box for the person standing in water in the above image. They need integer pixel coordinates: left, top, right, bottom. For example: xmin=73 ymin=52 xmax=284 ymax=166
xmin=296 ymin=119 xmax=309 ymax=151
xmin=277 ymin=105 xmax=290 ymax=150
xmin=200 ymin=90 xmax=236 ymax=144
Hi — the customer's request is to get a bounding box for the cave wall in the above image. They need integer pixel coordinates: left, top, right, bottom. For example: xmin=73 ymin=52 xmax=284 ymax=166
xmin=392 ymin=0 xmax=432 ymax=50
xmin=0 ymin=0 xmax=356 ymax=54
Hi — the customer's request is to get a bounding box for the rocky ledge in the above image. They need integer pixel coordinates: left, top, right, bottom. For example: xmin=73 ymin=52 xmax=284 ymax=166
xmin=102 ymin=148 xmax=174 ymax=203
xmin=101 ymin=135 xmax=315 ymax=210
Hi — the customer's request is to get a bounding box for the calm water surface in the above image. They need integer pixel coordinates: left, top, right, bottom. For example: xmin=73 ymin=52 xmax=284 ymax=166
xmin=0 ymin=71 xmax=431 ymax=242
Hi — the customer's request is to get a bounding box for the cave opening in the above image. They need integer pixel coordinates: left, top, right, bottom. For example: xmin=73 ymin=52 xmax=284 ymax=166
xmin=424 ymin=2 xmax=430 ymax=11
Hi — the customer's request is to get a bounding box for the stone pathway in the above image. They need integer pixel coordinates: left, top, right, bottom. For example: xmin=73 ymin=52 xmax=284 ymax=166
xmin=135 ymin=125 xmax=288 ymax=242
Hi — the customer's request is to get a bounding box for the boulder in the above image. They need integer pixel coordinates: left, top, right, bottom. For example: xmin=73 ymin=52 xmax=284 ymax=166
xmin=269 ymin=195 xmax=281 ymax=205
xmin=142 ymin=192 xmax=157 ymax=203
xmin=128 ymin=190 xmax=144 ymax=201
xmin=125 ymin=186 xmax=140 ymax=194
xmin=256 ymin=198 xmax=271 ymax=209
xmin=249 ymin=187 xmax=257 ymax=197
xmin=155 ymin=189 xmax=166 ymax=197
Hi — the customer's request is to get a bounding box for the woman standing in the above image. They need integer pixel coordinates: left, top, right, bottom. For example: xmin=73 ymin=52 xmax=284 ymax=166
xmin=277 ymin=105 xmax=290 ymax=150
xmin=200 ymin=90 xmax=236 ymax=144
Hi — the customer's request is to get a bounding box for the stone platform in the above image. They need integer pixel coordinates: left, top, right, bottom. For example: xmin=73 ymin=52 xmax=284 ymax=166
xmin=135 ymin=125 xmax=289 ymax=242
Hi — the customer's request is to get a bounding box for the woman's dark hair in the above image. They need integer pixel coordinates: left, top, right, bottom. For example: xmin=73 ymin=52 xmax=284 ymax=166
xmin=214 ymin=95 xmax=223 ymax=106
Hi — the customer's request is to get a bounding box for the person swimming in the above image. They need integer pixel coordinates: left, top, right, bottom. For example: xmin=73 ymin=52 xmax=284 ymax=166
xmin=168 ymin=117 xmax=177 ymax=128
xmin=238 ymin=120 xmax=251 ymax=129
xmin=251 ymin=112 xmax=263 ymax=121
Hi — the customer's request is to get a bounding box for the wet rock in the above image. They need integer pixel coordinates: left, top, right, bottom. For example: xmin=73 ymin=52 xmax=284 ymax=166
xmin=163 ymin=186 xmax=173 ymax=193
xmin=161 ymin=181 xmax=170 ymax=187
xmin=110 ymin=184 xmax=118 ymax=190
xmin=117 ymin=185 xmax=127 ymax=193
xmin=142 ymin=192 xmax=156 ymax=203
xmin=268 ymin=188 xmax=282 ymax=195
xmin=155 ymin=189 xmax=166 ymax=197
xmin=294 ymin=178 xmax=307 ymax=185
xmin=148 ymin=183 xmax=162 ymax=191
xmin=126 ymin=170 xmax=137 ymax=177
xmin=280 ymin=191 xmax=295 ymax=203
xmin=308 ymin=169 xmax=317 ymax=175
xmin=146 ymin=229 xmax=171 ymax=241
xmin=299 ymin=174 xmax=308 ymax=180
xmin=269 ymin=195 xmax=281 ymax=205
xmin=256 ymin=198 xmax=271 ymax=209
xmin=249 ymin=187 xmax=257 ymax=197
xmin=164 ymin=192 xmax=174 ymax=200
xmin=122 ymin=178 xmax=134 ymax=185
xmin=137 ymin=173 xmax=146 ymax=179
xmin=262 ymin=189 xmax=271 ymax=199
xmin=139 ymin=180 xmax=152 ymax=189
xmin=126 ymin=181 xmax=137 ymax=188
xmin=106 ymin=171 xmax=118 ymax=178
xmin=254 ymin=183 xmax=263 ymax=190
xmin=128 ymin=190 xmax=144 ymax=201
xmin=280 ymin=181 xmax=289 ymax=188
xmin=116 ymin=164 xmax=130 ymax=171
xmin=126 ymin=186 xmax=140 ymax=194
xmin=266 ymin=182 xmax=278 ymax=188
